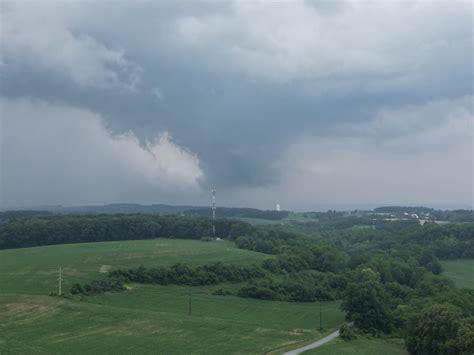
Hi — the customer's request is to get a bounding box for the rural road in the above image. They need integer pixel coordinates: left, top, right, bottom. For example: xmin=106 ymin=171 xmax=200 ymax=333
xmin=283 ymin=329 xmax=340 ymax=355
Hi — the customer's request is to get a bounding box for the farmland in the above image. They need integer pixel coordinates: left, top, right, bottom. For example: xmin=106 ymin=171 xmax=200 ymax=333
xmin=0 ymin=239 xmax=266 ymax=295
xmin=441 ymin=259 xmax=474 ymax=289
xmin=0 ymin=239 xmax=345 ymax=354
xmin=1 ymin=212 xmax=472 ymax=354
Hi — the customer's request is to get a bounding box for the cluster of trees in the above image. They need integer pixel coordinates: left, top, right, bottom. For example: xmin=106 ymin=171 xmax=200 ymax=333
xmin=405 ymin=303 xmax=474 ymax=354
xmin=234 ymin=230 xmax=308 ymax=254
xmin=339 ymin=258 xmax=474 ymax=354
xmin=72 ymin=262 xmax=267 ymax=295
xmin=0 ymin=214 xmax=255 ymax=249
xmin=261 ymin=244 xmax=346 ymax=273
xmin=111 ymin=262 xmax=266 ymax=285
xmin=184 ymin=207 xmax=290 ymax=220
xmin=310 ymin=222 xmax=474 ymax=260
xmin=239 ymin=270 xmax=346 ymax=302
xmin=289 ymin=211 xmax=375 ymax=232
xmin=232 ymin=220 xmax=474 ymax=353
xmin=70 ymin=278 xmax=125 ymax=295
xmin=408 ymin=224 xmax=474 ymax=259
xmin=73 ymin=262 xmax=347 ymax=302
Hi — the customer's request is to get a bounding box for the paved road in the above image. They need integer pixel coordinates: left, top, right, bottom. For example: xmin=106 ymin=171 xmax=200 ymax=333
xmin=283 ymin=329 xmax=340 ymax=355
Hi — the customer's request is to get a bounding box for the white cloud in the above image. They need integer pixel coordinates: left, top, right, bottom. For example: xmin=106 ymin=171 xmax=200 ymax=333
xmin=0 ymin=98 xmax=203 ymax=206
xmin=1 ymin=3 xmax=141 ymax=90
xmin=2 ymin=0 xmax=470 ymax=89
xmin=358 ymin=96 xmax=474 ymax=151
xmin=173 ymin=0 xmax=471 ymax=83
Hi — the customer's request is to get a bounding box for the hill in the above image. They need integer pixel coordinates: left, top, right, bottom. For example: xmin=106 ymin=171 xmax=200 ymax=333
xmin=0 ymin=238 xmax=345 ymax=353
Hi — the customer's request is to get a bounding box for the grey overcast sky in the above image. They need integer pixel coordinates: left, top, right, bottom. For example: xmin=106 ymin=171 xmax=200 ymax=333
xmin=0 ymin=0 xmax=472 ymax=210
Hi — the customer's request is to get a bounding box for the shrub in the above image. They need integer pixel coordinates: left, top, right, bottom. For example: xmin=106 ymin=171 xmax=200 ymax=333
xmin=339 ymin=324 xmax=357 ymax=341
xmin=212 ymin=288 xmax=231 ymax=296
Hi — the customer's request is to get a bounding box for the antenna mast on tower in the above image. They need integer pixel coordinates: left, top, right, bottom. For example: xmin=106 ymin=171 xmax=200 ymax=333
xmin=212 ymin=189 xmax=216 ymax=238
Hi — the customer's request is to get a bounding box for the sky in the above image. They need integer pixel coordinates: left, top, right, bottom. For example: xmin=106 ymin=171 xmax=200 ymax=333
xmin=0 ymin=0 xmax=473 ymax=210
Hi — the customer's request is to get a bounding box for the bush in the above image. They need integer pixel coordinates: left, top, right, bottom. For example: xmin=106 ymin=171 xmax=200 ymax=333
xmin=69 ymin=278 xmax=125 ymax=295
xmin=212 ymin=288 xmax=231 ymax=296
xmin=238 ymin=286 xmax=277 ymax=300
xmin=78 ymin=262 xmax=268 ymax=295
xmin=339 ymin=324 xmax=357 ymax=341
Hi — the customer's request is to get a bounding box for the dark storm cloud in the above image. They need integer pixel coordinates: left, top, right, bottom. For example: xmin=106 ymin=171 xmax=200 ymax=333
xmin=1 ymin=0 xmax=472 ymax=208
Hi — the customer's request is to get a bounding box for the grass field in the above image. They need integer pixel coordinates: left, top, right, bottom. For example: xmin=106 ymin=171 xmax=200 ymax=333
xmin=0 ymin=239 xmax=345 ymax=354
xmin=441 ymin=259 xmax=474 ymax=289
xmin=0 ymin=239 xmax=266 ymax=295
xmin=237 ymin=213 xmax=319 ymax=226
xmin=304 ymin=337 xmax=408 ymax=354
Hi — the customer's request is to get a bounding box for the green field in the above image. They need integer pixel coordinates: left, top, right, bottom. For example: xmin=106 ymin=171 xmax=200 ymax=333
xmin=237 ymin=212 xmax=319 ymax=226
xmin=441 ymin=259 xmax=474 ymax=289
xmin=0 ymin=239 xmax=345 ymax=354
xmin=0 ymin=239 xmax=266 ymax=295
xmin=304 ymin=337 xmax=408 ymax=354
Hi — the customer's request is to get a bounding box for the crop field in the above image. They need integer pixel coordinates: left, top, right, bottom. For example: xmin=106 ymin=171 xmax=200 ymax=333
xmin=305 ymin=337 xmax=408 ymax=354
xmin=0 ymin=239 xmax=345 ymax=354
xmin=441 ymin=259 xmax=474 ymax=289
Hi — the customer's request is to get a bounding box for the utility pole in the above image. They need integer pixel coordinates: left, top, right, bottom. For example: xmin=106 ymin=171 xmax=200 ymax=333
xmin=319 ymin=302 xmax=322 ymax=331
xmin=188 ymin=289 xmax=192 ymax=316
xmin=58 ymin=266 xmax=62 ymax=296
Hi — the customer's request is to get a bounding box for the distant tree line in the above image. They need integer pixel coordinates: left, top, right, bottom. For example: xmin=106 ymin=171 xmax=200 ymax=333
xmin=2 ymin=212 xmax=471 ymax=259
xmin=374 ymin=206 xmax=437 ymax=214
xmin=320 ymin=222 xmax=474 ymax=259
xmin=234 ymin=219 xmax=473 ymax=260
xmin=1 ymin=204 xmax=290 ymax=220
xmin=0 ymin=210 xmax=51 ymax=223
xmin=183 ymin=207 xmax=290 ymax=220
xmin=0 ymin=214 xmax=254 ymax=249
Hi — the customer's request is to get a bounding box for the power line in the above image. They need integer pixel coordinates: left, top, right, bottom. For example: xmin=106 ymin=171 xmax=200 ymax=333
xmin=188 ymin=289 xmax=192 ymax=316
xmin=319 ymin=302 xmax=322 ymax=331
